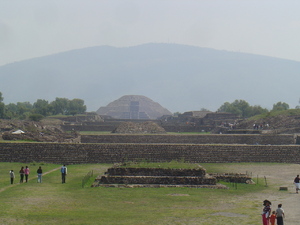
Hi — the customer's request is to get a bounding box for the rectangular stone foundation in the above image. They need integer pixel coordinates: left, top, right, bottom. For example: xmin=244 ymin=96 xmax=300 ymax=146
xmin=99 ymin=175 xmax=216 ymax=185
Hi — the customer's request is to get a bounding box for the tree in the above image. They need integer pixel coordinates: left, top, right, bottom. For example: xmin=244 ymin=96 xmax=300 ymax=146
xmin=67 ymin=98 xmax=86 ymax=115
xmin=16 ymin=102 xmax=33 ymax=116
xmin=0 ymin=91 xmax=3 ymax=102
xmin=218 ymin=100 xmax=250 ymax=117
xmin=4 ymin=103 xmax=18 ymax=119
xmin=272 ymin=102 xmax=289 ymax=111
xmin=33 ymin=99 xmax=51 ymax=116
xmin=50 ymin=98 xmax=69 ymax=115
xmin=248 ymin=105 xmax=269 ymax=116
xmin=217 ymin=99 xmax=268 ymax=117
xmin=0 ymin=102 xmax=4 ymax=119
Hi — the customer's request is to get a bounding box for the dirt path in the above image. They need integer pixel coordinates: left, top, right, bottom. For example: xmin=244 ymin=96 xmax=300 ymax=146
xmin=261 ymin=164 xmax=300 ymax=224
xmin=221 ymin=163 xmax=300 ymax=224
xmin=0 ymin=167 xmax=61 ymax=193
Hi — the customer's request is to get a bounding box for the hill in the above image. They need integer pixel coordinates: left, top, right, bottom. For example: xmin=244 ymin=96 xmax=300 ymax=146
xmin=1 ymin=43 xmax=300 ymax=112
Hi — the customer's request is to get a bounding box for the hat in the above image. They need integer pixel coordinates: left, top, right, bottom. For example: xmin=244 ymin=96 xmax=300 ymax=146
xmin=263 ymin=200 xmax=271 ymax=206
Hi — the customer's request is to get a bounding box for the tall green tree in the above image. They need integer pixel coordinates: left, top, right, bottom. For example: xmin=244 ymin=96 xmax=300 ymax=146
xmin=68 ymin=98 xmax=87 ymax=115
xmin=218 ymin=99 xmax=268 ymax=117
xmin=272 ymin=102 xmax=289 ymax=111
xmin=33 ymin=99 xmax=52 ymax=116
xmin=50 ymin=98 xmax=69 ymax=115
xmin=16 ymin=102 xmax=33 ymax=119
xmin=4 ymin=103 xmax=18 ymax=119
xmin=0 ymin=91 xmax=3 ymax=102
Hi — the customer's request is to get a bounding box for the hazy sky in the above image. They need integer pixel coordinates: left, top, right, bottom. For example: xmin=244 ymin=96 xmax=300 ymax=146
xmin=1 ymin=0 xmax=300 ymax=66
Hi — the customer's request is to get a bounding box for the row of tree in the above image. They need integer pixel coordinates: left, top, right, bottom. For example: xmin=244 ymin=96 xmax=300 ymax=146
xmin=0 ymin=91 xmax=292 ymax=121
xmin=0 ymin=92 xmax=86 ymax=121
xmin=216 ymin=99 xmax=290 ymax=118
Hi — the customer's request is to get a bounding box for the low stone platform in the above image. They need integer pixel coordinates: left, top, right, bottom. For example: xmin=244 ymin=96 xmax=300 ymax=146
xmin=93 ymin=166 xmax=219 ymax=188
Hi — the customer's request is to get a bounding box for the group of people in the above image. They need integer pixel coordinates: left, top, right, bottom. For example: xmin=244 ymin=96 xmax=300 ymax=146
xmin=9 ymin=165 xmax=67 ymax=184
xmin=9 ymin=166 xmax=30 ymax=184
xmin=262 ymin=200 xmax=284 ymax=225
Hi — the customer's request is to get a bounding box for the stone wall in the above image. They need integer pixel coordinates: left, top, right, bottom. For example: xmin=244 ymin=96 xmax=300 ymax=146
xmin=1 ymin=143 xmax=300 ymax=164
xmin=99 ymin=176 xmax=216 ymax=185
xmin=106 ymin=168 xmax=206 ymax=176
xmin=61 ymin=124 xmax=212 ymax=132
xmin=209 ymin=173 xmax=252 ymax=183
xmin=81 ymin=134 xmax=295 ymax=145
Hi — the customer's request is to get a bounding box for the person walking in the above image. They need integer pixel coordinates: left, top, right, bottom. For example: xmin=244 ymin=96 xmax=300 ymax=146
xmin=19 ymin=166 xmax=25 ymax=183
xmin=262 ymin=199 xmax=271 ymax=225
xmin=24 ymin=166 xmax=30 ymax=183
xmin=61 ymin=165 xmax=67 ymax=183
xmin=276 ymin=204 xmax=284 ymax=225
xmin=9 ymin=170 xmax=15 ymax=184
xmin=294 ymin=175 xmax=300 ymax=193
xmin=37 ymin=166 xmax=43 ymax=183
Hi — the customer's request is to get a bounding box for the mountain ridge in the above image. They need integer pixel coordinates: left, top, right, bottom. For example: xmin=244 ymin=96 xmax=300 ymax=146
xmin=1 ymin=43 xmax=299 ymax=113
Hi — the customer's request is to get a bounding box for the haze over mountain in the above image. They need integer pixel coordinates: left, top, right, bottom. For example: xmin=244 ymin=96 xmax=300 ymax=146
xmin=0 ymin=43 xmax=299 ymax=113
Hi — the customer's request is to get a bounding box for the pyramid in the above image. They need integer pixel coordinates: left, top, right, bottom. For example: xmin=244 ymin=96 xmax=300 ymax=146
xmin=96 ymin=95 xmax=172 ymax=120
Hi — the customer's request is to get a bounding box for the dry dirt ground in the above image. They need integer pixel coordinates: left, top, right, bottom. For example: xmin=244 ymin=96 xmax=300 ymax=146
xmin=217 ymin=163 xmax=300 ymax=224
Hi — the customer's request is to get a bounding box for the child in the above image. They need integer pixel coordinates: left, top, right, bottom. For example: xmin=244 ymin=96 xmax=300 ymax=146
xmin=270 ymin=211 xmax=276 ymax=225
xmin=9 ymin=170 xmax=15 ymax=184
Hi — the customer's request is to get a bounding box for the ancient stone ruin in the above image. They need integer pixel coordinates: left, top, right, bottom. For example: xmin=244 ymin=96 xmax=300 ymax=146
xmin=93 ymin=164 xmax=229 ymax=188
xmin=96 ymin=95 xmax=172 ymax=120
xmin=112 ymin=121 xmax=166 ymax=134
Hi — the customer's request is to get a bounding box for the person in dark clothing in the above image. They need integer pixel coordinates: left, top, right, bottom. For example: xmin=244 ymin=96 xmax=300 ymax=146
xmin=19 ymin=166 xmax=25 ymax=183
xmin=294 ymin=175 xmax=300 ymax=193
xmin=61 ymin=165 xmax=67 ymax=183
xmin=37 ymin=166 xmax=43 ymax=183
xmin=9 ymin=170 xmax=15 ymax=184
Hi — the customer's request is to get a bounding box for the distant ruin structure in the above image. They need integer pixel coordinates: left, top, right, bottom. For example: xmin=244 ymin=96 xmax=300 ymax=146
xmin=96 ymin=95 xmax=172 ymax=120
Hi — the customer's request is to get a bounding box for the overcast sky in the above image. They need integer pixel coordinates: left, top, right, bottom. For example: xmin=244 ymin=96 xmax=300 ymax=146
xmin=1 ymin=0 xmax=300 ymax=66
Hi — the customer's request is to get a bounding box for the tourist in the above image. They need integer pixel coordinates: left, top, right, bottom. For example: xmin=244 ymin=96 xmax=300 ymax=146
xmin=270 ymin=211 xmax=276 ymax=225
xmin=19 ymin=166 xmax=25 ymax=183
xmin=24 ymin=166 xmax=30 ymax=183
xmin=294 ymin=175 xmax=300 ymax=193
xmin=9 ymin=170 xmax=15 ymax=184
xmin=61 ymin=165 xmax=67 ymax=183
xmin=262 ymin=199 xmax=271 ymax=225
xmin=275 ymin=204 xmax=284 ymax=225
xmin=37 ymin=166 xmax=43 ymax=183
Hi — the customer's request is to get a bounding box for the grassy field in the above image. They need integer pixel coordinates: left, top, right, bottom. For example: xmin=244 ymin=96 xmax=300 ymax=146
xmin=0 ymin=162 xmax=276 ymax=225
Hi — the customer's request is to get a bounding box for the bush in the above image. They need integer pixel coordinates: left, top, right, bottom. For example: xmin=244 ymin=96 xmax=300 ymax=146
xmin=28 ymin=114 xmax=44 ymax=121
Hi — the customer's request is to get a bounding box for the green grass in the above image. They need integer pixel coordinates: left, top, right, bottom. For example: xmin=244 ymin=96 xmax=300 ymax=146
xmin=0 ymin=162 xmax=276 ymax=225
